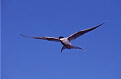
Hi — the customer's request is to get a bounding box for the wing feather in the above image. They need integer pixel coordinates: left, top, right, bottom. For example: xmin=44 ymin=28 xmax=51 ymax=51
xmin=20 ymin=34 xmax=60 ymax=42
xmin=67 ymin=21 xmax=106 ymax=41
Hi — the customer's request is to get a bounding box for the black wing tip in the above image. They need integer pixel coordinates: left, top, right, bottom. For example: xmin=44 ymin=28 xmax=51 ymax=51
xmin=20 ymin=34 xmax=30 ymax=38
xmin=102 ymin=20 xmax=108 ymax=24
xmin=20 ymin=34 xmax=24 ymax=36
xmin=96 ymin=20 xmax=108 ymax=27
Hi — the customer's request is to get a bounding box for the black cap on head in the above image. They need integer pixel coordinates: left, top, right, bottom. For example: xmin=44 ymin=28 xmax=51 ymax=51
xmin=59 ymin=36 xmax=64 ymax=39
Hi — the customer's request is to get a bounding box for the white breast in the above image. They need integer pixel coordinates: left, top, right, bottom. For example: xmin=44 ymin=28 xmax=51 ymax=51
xmin=60 ymin=38 xmax=71 ymax=45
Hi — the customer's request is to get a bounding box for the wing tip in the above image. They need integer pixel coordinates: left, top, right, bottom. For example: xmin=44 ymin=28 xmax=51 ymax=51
xmin=97 ymin=20 xmax=108 ymax=27
xmin=20 ymin=34 xmax=24 ymax=37
xmin=20 ymin=34 xmax=30 ymax=38
xmin=102 ymin=20 xmax=108 ymax=24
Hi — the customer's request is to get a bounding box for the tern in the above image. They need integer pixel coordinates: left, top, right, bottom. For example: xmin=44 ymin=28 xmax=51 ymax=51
xmin=20 ymin=21 xmax=106 ymax=52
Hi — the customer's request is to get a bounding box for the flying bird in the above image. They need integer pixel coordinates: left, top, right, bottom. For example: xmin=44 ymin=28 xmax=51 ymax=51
xmin=20 ymin=21 xmax=106 ymax=52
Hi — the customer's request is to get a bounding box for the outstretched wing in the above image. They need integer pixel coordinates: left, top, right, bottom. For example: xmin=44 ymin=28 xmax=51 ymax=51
xmin=20 ymin=34 xmax=60 ymax=42
xmin=67 ymin=21 xmax=106 ymax=41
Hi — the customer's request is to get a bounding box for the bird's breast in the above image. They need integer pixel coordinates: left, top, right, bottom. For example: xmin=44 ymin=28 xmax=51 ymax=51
xmin=60 ymin=38 xmax=71 ymax=45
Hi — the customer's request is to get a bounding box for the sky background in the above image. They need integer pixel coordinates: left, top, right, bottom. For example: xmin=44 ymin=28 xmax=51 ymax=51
xmin=2 ymin=0 xmax=121 ymax=79
xmin=0 ymin=0 xmax=1 ymax=78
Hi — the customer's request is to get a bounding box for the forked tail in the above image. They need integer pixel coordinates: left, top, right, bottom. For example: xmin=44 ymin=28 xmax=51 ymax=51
xmin=61 ymin=45 xmax=86 ymax=52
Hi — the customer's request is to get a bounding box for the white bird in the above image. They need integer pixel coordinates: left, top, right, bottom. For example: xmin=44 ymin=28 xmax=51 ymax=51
xmin=20 ymin=21 xmax=106 ymax=52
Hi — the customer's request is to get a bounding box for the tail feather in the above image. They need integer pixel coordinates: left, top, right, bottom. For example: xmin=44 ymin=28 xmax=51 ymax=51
xmin=70 ymin=45 xmax=86 ymax=52
xmin=61 ymin=46 xmax=66 ymax=53
xmin=61 ymin=45 xmax=86 ymax=52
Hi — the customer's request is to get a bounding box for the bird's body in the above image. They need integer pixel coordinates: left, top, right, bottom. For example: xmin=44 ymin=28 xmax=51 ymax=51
xmin=20 ymin=21 xmax=107 ymax=52
xmin=60 ymin=38 xmax=71 ymax=46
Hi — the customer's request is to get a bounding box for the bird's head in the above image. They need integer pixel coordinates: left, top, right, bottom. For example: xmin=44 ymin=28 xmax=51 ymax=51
xmin=58 ymin=36 xmax=64 ymax=40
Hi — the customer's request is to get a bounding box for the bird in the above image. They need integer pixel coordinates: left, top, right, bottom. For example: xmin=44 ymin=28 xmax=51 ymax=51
xmin=20 ymin=21 xmax=107 ymax=52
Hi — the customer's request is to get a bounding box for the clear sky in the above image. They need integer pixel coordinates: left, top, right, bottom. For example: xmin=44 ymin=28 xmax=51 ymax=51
xmin=2 ymin=0 xmax=121 ymax=79
xmin=0 ymin=0 xmax=1 ymax=78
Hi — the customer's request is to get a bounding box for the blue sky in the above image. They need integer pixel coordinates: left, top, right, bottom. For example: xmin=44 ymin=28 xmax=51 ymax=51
xmin=0 ymin=1 xmax=1 ymax=77
xmin=2 ymin=0 xmax=121 ymax=79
